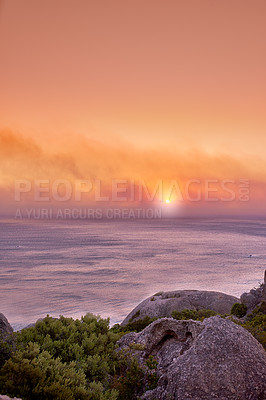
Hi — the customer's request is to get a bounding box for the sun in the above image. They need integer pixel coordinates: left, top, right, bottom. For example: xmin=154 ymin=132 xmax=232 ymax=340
xmin=165 ymin=199 xmax=170 ymax=204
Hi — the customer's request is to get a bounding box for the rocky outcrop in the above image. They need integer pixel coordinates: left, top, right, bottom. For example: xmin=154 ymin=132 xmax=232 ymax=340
xmin=0 ymin=313 xmax=14 ymax=372
xmin=0 ymin=314 xmax=13 ymax=338
xmin=122 ymin=290 xmax=239 ymax=325
xmin=0 ymin=396 xmax=22 ymax=400
xmin=118 ymin=317 xmax=266 ymax=400
xmin=241 ymin=270 xmax=266 ymax=313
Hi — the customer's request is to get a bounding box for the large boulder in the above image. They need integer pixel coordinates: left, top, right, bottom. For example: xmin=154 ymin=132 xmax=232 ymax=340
xmin=241 ymin=270 xmax=266 ymax=313
xmin=0 ymin=396 xmax=22 ymax=400
xmin=0 ymin=314 xmax=13 ymax=338
xmin=0 ymin=314 xmax=14 ymax=370
xmin=122 ymin=290 xmax=239 ymax=325
xmin=118 ymin=316 xmax=266 ymax=400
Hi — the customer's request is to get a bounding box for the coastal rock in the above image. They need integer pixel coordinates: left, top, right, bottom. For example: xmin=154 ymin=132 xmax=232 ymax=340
xmin=241 ymin=270 xmax=266 ymax=313
xmin=118 ymin=317 xmax=266 ymax=400
xmin=0 ymin=396 xmax=22 ymax=400
xmin=0 ymin=314 xmax=13 ymax=337
xmin=122 ymin=290 xmax=239 ymax=325
xmin=0 ymin=313 xmax=14 ymax=371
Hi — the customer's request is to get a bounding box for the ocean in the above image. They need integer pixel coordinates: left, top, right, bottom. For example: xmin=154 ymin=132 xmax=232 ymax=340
xmin=0 ymin=218 xmax=265 ymax=330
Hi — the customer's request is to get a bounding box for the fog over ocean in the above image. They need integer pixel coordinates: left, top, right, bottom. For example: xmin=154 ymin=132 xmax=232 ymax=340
xmin=1 ymin=218 xmax=265 ymax=330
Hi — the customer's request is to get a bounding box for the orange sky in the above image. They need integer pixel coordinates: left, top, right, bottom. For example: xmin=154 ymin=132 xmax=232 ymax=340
xmin=0 ymin=0 xmax=266 ymax=216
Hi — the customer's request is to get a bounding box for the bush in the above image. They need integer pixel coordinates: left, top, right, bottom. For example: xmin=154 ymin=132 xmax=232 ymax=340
xmin=231 ymin=303 xmax=247 ymax=318
xmin=0 ymin=342 xmax=99 ymax=400
xmin=0 ymin=334 xmax=14 ymax=370
xmin=172 ymin=309 xmax=218 ymax=321
xmin=15 ymin=314 xmax=120 ymax=384
xmin=112 ymin=316 xmax=157 ymax=334
xmin=0 ymin=314 xmax=121 ymax=399
xmin=112 ymin=351 xmax=145 ymax=400
xmin=0 ymin=313 xmax=157 ymax=400
xmin=241 ymin=302 xmax=266 ymax=350
xmin=112 ymin=350 xmax=159 ymax=399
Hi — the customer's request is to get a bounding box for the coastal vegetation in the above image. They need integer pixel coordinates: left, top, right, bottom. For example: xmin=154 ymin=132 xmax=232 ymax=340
xmin=0 ymin=314 xmax=159 ymax=400
xmin=0 ymin=303 xmax=265 ymax=399
xmin=240 ymin=302 xmax=266 ymax=350
xmin=231 ymin=303 xmax=247 ymax=318
xmin=172 ymin=308 xmax=218 ymax=321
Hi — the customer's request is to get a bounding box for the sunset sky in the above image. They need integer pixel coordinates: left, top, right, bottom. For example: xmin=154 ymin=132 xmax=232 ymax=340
xmin=0 ymin=0 xmax=266 ymax=216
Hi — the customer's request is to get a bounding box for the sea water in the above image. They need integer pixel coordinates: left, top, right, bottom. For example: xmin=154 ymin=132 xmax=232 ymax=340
xmin=0 ymin=218 xmax=265 ymax=330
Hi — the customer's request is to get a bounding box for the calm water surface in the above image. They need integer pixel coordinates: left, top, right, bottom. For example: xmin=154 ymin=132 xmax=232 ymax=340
xmin=0 ymin=218 xmax=265 ymax=330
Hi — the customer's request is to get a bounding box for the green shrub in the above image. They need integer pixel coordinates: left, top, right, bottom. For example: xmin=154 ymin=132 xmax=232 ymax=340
xmin=231 ymin=303 xmax=247 ymax=318
xmin=130 ymin=310 xmax=140 ymax=321
xmin=112 ymin=350 xmax=159 ymax=399
xmin=112 ymin=351 xmax=145 ymax=400
xmin=146 ymin=355 xmax=158 ymax=370
xmin=0 ymin=314 xmax=121 ymax=399
xmin=112 ymin=316 xmax=157 ymax=334
xmin=15 ymin=314 xmax=120 ymax=383
xmin=0 ymin=342 xmax=100 ymax=400
xmin=0 ymin=313 xmax=158 ymax=400
xmin=172 ymin=309 xmax=218 ymax=321
xmin=0 ymin=334 xmax=14 ymax=369
xmin=145 ymin=355 xmax=159 ymax=389
xmin=241 ymin=302 xmax=266 ymax=350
